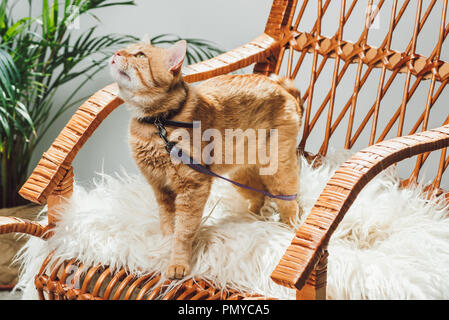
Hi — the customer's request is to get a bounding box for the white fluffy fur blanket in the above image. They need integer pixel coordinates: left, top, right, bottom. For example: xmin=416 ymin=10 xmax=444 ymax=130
xmin=14 ymin=151 xmax=449 ymax=300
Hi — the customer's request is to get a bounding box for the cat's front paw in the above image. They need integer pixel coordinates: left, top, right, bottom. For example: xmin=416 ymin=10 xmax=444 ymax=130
xmin=167 ymin=263 xmax=190 ymax=279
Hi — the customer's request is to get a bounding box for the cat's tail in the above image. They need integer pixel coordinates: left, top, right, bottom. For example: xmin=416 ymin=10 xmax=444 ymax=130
xmin=270 ymin=74 xmax=304 ymax=117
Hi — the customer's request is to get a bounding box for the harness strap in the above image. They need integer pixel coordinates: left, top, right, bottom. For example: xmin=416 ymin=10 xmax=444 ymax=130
xmin=170 ymin=146 xmax=297 ymax=201
xmin=139 ymin=116 xmax=297 ymax=202
xmin=140 ymin=116 xmax=195 ymax=129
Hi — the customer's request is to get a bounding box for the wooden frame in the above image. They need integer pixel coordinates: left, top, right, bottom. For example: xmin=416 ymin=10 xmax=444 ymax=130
xmin=2 ymin=0 xmax=449 ymax=300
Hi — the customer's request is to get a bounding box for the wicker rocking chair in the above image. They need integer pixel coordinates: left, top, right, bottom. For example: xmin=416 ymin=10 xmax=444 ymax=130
xmin=2 ymin=0 xmax=449 ymax=300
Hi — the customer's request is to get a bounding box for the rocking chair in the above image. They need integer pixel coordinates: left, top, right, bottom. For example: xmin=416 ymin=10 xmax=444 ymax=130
xmin=2 ymin=0 xmax=449 ymax=300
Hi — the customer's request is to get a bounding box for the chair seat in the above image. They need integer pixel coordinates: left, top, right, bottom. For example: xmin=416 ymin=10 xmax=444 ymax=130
xmin=12 ymin=149 xmax=448 ymax=300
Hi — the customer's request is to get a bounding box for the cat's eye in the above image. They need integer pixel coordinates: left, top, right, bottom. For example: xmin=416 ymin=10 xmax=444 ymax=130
xmin=135 ymin=52 xmax=146 ymax=59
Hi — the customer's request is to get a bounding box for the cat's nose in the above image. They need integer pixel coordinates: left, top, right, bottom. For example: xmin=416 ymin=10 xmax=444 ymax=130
xmin=112 ymin=52 xmax=122 ymax=64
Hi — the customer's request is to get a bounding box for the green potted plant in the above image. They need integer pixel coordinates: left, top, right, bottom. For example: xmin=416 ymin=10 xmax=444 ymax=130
xmin=0 ymin=0 xmax=222 ymax=288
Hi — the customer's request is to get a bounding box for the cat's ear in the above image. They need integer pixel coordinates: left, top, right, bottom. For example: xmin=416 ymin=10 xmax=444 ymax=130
xmin=141 ymin=34 xmax=152 ymax=45
xmin=167 ymin=40 xmax=187 ymax=76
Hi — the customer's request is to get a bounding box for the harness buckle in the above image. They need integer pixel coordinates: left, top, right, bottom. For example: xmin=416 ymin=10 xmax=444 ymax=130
xmin=154 ymin=117 xmax=175 ymax=153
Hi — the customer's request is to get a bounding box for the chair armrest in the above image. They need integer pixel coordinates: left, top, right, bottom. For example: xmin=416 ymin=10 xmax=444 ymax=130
xmin=271 ymin=125 xmax=449 ymax=291
xmin=0 ymin=216 xmax=48 ymax=239
xmin=19 ymin=84 xmax=122 ymax=205
xmin=19 ymin=34 xmax=278 ymax=205
xmin=182 ymin=33 xmax=278 ymax=82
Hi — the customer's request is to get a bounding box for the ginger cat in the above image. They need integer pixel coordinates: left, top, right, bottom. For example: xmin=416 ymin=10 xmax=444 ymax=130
xmin=110 ymin=38 xmax=303 ymax=280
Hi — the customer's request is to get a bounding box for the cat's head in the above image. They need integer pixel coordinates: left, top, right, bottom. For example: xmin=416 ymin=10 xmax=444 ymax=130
xmin=110 ymin=35 xmax=187 ymax=116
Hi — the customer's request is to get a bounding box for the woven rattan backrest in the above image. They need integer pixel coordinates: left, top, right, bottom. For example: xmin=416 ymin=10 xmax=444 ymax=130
xmin=256 ymin=0 xmax=449 ymax=187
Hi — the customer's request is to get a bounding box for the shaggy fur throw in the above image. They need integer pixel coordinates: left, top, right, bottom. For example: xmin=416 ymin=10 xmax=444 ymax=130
xmin=14 ymin=151 xmax=449 ymax=299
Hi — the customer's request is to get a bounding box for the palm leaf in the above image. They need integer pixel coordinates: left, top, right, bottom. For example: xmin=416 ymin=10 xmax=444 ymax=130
xmin=0 ymin=47 xmax=19 ymax=100
xmin=151 ymin=34 xmax=224 ymax=65
xmin=0 ymin=48 xmax=35 ymax=155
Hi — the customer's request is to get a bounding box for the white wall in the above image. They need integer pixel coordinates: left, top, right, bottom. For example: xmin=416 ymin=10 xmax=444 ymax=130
xmin=25 ymin=0 xmax=448 ymax=188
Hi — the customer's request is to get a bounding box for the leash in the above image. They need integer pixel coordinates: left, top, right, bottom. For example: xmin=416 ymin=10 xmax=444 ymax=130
xmin=139 ymin=116 xmax=297 ymax=201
